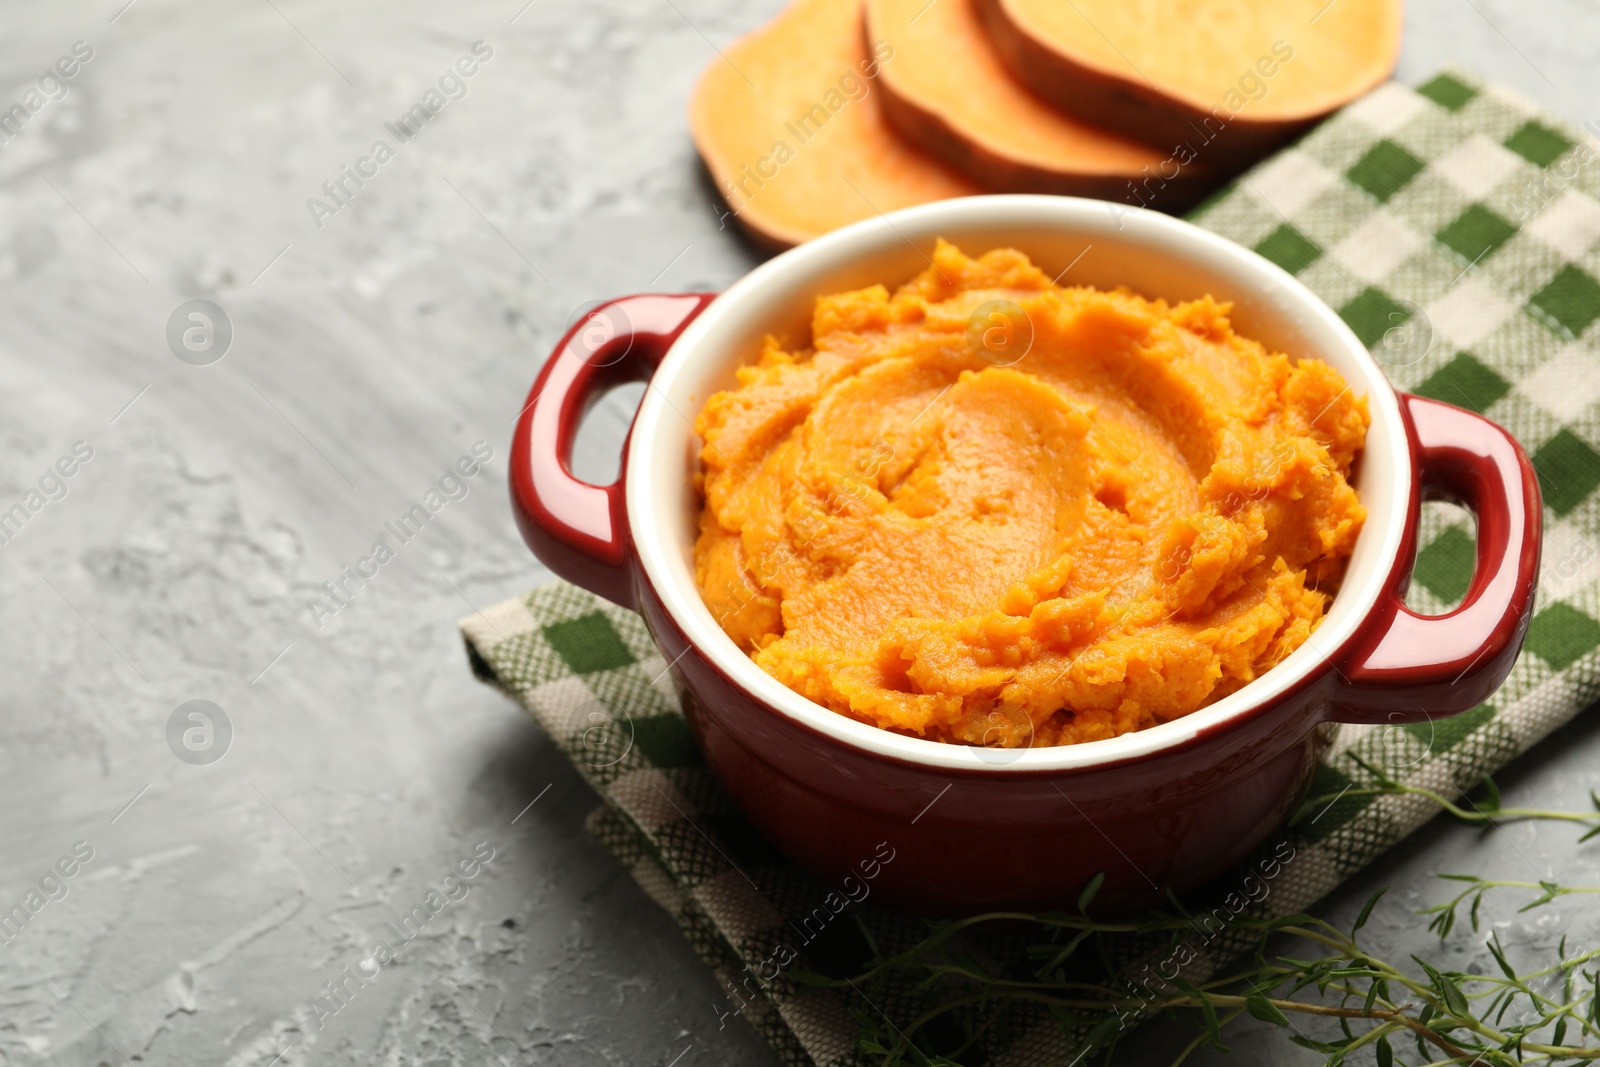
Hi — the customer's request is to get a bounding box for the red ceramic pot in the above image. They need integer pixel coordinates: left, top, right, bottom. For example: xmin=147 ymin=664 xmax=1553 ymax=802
xmin=510 ymin=196 xmax=1541 ymax=915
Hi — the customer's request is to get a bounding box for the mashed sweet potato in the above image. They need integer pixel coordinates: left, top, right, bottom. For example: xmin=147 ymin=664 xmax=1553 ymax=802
xmin=693 ymin=241 xmax=1368 ymax=747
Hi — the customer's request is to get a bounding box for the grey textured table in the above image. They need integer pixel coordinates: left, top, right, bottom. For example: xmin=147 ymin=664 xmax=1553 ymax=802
xmin=0 ymin=2 xmax=1595 ymax=1065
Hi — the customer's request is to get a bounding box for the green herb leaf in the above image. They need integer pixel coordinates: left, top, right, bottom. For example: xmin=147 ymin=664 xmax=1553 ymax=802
xmin=1353 ymin=888 xmax=1388 ymax=934
xmin=1487 ymin=932 xmax=1517 ymax=980
xmin=1443 ymin=976 xmax=1472 ymax=1015
xmin=1362 ymin=976 xmax=1386 ymax=1017
xmin=1077 ymin=872 xmax=1105 ymax=914
xmin=1196 ymin=994 xmax=1227 ymax=1052
xmin=1245 ymin=996 xmax=1289 ymax=1026
xmin=1081 ymin=1013 xmax=1122 ymax=1050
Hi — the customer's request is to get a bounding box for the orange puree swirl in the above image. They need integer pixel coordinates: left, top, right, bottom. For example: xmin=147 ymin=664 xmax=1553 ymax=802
xmin=693 ymin=241 xmax=1368 ymax=747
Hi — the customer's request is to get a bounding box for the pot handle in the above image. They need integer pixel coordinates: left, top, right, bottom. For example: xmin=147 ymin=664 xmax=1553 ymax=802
xmin=1330 ymin=394 xmax=1541 ymax=724
xmin=510 ymin=293 xmax=716 ymax=610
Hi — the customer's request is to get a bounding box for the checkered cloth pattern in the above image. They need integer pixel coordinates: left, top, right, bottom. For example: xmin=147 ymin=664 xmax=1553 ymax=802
xmin=461 ymin=71 xmax=1600 ymax=1066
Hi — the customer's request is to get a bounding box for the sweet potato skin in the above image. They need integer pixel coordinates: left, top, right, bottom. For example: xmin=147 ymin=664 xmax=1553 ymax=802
xmin=693 ymin=152 xmax=801 ymax=255
xmin=873 ymin=79 xmax=1217 ymax=210
xmin=864 ymin=1 xmax=1218 ymax=209
xmin=975 ymin=0 xmax=1396 ymax=164
xmin=689 ymin=0 xmax=979 ymax=252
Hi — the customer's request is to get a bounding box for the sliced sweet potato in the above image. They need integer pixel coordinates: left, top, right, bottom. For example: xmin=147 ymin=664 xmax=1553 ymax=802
xmin=865 ymin=0 xmax=1213 ymax=208
xmin=690 ymin=0 xmax=979 ymax=251
xmin=976 ymin=0 xmax=1402 ymax=161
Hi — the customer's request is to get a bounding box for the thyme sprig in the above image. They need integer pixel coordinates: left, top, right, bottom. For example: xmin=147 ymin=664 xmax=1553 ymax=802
xmin=1291 ymin=756 xmax=1600 ymax=840
xmin=796 ymin=782 xmax=1600 ymax=1066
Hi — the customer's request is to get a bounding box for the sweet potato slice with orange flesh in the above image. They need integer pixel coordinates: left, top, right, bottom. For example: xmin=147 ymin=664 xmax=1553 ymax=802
xmin=690 ymin=0 xmax=979 ymax=251
xmin=865 ymin=0 xmax=1213 ymax=208
xmin=976 ymin=0 xmax=1402 ymax=161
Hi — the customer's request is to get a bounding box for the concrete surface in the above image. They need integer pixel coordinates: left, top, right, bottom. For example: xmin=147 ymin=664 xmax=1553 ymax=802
xmin=0 ymin=1 xmax=1594 ymax=1065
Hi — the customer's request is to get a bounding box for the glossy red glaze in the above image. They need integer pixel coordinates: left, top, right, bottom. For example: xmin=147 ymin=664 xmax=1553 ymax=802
xmin=1332 ymin=395 xmax=1542 ymax=724
xmin=509 ymin=293 xmax=715 ymax=610
xmin=511 ymin=294 xmax=1543 ymax=915
xmin=638 ymin=589 xmax=1330 ymax=914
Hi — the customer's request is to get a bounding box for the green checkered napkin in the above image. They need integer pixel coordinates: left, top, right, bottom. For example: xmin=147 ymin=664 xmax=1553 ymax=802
xmin=462 ymin=71 xmax=1600 ymax=1066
